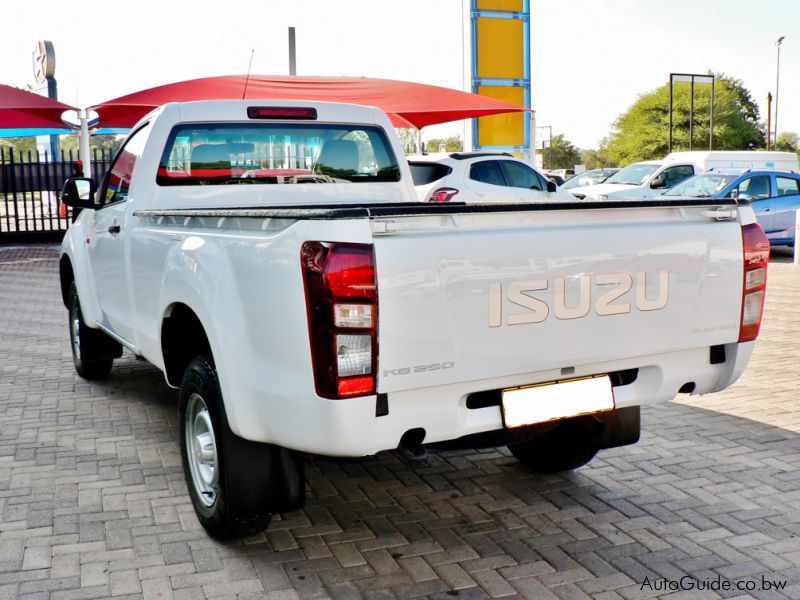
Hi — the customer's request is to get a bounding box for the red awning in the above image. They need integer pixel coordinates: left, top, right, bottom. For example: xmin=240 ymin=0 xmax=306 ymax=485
xmin=91 ymin=75 xmax=527 ymax=129
xmin=0 ymin=84 xmax=76 ymax=128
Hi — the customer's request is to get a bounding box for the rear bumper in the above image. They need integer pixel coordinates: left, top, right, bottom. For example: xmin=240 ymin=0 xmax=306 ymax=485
xmin=237 ymin=342 xmax=754 ymax=457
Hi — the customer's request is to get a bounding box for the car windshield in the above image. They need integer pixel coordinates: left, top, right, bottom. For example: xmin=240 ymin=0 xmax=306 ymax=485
xmin=157 ymin=123 xmax=400 ymax=185
xmin=604 ymin=164 xmax=660 ymax=185
xmin=562 ymin=170 xmax=611 ymax=189
xmin=664 ymin=173 xmax=739 ymax=197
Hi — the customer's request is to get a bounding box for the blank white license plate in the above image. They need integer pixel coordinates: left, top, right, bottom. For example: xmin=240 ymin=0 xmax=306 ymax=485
xmin=502 ymin=375 xmax=615 ymax=428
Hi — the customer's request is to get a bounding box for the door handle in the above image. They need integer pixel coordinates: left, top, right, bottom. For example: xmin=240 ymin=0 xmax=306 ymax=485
xmin=108 ymin=224 xmax=121 ymax=234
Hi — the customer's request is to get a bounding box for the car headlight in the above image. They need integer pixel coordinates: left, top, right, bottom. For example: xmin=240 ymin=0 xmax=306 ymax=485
xmin=597 ymin=194 xmax=608 ymax=201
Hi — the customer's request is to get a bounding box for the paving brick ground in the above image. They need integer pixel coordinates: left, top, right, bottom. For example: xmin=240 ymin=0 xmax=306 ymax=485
xmin=1 ymin=243 xmax=799 ymax=600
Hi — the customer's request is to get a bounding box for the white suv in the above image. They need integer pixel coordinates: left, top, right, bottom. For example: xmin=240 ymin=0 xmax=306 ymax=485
xmin=408 ymin=152 xmax=575 ymax=203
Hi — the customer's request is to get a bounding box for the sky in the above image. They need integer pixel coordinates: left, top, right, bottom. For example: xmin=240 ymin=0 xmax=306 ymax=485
xmin=1 ymin=0 xmax=797 ymax=151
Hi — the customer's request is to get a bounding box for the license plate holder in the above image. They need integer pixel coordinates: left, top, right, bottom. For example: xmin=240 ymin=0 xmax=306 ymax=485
xmin=501 ymin=375 xmax=615 ymax=429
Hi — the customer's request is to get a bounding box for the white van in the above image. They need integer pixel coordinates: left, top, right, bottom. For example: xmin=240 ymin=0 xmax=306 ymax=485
xmin=666 ymin=151 xmax=798 ymax=172
xmin=569 ymin=151 xmax=798 ymax=200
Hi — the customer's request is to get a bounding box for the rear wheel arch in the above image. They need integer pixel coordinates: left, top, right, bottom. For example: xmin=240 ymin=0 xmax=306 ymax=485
xmin=161 ymin=303 xmax=212 ymax=387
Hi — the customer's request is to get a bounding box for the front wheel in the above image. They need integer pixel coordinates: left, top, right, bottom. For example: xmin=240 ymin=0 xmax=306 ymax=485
xmin=507 ymin=419 xmax=598 ymax=473
xmin=179 ymin=356 xmax=305 ymax=540
xmin=68 ymin=281 xmax=117 ymax=380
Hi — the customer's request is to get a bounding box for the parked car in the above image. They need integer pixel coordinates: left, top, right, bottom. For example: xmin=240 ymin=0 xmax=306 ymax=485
xmin=568 ymin=151 xmax=798 ymax=200
xmin=663 ymin=168 xmax=800 ymax=246
xmin=408 ymin=152 xmax=574 ymax=203
xmin=544 ymin=168 xmax=575 ymax=181
xmin=544 ymin=173 xmax=565 ymax=186
xmin=59 ymin=99 xmax=768 ymax=540
xmin=562 ymin=168 xmax=619 ymax=190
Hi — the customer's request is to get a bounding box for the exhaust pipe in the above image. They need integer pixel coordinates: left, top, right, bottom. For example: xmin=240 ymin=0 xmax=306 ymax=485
xmin=397 ymin=428 xmax=427 ymax=462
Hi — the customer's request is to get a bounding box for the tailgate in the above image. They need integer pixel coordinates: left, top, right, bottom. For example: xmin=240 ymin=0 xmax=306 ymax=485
xmin=373 ymin=205 xmax=743 ymax=394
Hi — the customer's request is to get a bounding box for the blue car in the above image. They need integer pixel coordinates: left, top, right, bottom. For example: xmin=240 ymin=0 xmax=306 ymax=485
xmin=663 ymin=168 xmax=800 ymax=246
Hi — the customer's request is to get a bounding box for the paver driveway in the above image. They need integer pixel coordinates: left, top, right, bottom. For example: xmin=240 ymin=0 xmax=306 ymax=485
xmin=0 ymin=244 xmax=798 ymax=600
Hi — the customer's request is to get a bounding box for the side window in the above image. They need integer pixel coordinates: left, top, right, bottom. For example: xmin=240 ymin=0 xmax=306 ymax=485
xmin=469 ymin=160 xmax=506 ymax=186
xmin=100 ymin=125 xmax=149 ymax=206
xmin=660 ymin=165 xmax=694 ymax=188
xmin=737 ymin=175 xmax=771 ymax=201
xmin=499 ymin=160 xmax=545 ymax=191
xmin=776 ymin=177 xmax=800 ymax=197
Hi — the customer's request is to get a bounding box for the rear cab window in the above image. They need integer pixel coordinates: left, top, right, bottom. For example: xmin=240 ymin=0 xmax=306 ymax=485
xmin=157 ymin=123 xmax=400 ymax=186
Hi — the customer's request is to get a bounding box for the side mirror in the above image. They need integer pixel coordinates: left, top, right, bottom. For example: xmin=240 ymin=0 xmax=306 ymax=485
xmin=546 ymin=180 xmax=557 ymax=193
xmin=730 ymin=189 xmax=739 ymax=200
xmin=650 ymin=175 xmax=667 ymax=189
xmin=61 ymin=177 xmax=97 ymax=209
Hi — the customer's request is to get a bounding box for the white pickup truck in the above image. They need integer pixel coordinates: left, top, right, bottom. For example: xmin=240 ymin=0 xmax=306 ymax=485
xmin=59 ymin=100 xmax=769 ymax=540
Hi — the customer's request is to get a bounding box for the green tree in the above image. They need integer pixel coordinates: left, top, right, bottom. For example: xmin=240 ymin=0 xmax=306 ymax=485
xmin=396 ymin=128 xmax=419 ymax=155
xmin=0 ymin=136 xmax=38 ymax=159
xmin=0 ymin=133 xmax=124 ymax=162
xmin=582 ymin=137 xmax=614 ymax=169
xmin=774 ymin=131 xmax=798 ymax=152
xmin=540 ymin=134 xmax=582 ymax=170
xmin=606 ymin=74 xmax=765 ymax=165
xmin=59 ymin=134 xmax=124 ymax=159
xmin=423 ymin=135 xmax=463 ymax=153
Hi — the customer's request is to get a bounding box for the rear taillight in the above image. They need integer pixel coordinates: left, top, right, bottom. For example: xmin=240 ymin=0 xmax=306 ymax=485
xmin=739 ymin=223 xmax=770 ymax=342
xmin=301 ymin=242 xmax=378 ymax=398
xmin=429 ymin=187 xmax=459 ymax=203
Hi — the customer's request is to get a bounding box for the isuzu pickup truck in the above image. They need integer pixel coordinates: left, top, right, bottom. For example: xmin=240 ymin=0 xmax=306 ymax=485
xmin=59 ymin=100 xmax=769 ymax=539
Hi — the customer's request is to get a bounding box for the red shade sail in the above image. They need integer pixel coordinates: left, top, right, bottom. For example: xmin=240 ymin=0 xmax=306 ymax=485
xmin=0 ymin=83 xmax=75 ymax=128
xmin=92 ymin=75 xmax=527 ymax=129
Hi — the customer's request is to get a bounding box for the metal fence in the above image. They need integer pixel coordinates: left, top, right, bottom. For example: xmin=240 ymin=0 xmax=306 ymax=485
xmin=0 ymin=148 xmax=113 ymax=242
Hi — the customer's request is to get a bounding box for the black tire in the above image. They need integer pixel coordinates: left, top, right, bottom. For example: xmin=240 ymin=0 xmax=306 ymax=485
xmin=507 ymin=420 xmax=598 ymax=473
xmin=68 ymin=281 xmax=116 ymax=380
xmin=179 ymin=356 xmax=306 ymax=540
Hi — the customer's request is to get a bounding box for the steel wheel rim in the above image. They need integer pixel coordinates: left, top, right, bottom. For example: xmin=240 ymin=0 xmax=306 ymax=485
xmin=70 ymin=299 xmax=81 ymax=359
xmin=185 ymin=393 xmax=218 ymax=507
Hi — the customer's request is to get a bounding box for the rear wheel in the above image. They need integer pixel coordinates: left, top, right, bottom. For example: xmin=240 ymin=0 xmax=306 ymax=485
xmin=179 ymin=356 xmax=305 ymax=540
xmin=507 ymin=419 xmax=598 ymax=473
xmin=68 ymin=281 xmax=117 ymax=380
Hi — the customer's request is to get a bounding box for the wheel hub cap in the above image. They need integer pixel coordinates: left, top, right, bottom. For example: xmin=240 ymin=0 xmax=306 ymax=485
xmin=185 ymin=393 xmax=218 ymax=506
xmin=71 ymin=308 xmax=81 ymax=358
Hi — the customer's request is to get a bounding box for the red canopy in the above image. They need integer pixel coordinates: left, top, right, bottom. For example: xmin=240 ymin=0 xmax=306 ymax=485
xmin=0 ymin=83 xmax=75 ymax=128
xmin=92 ymin=75 xmax=527 ymax=129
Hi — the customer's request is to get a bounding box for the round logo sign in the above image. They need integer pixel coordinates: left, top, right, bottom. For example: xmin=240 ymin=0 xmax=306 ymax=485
xmin=33 ymin=40 xmax=55 ymax=84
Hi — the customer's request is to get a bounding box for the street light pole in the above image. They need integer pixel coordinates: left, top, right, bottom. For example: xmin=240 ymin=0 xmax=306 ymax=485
xmin=289 ymin=27 xmax=297 ymax=75
xmin=775 ymin=35 xmax=785 ymax=146
xmin=766 ymin=92 xmax=772 ymax=150
xmin=534 ymin=125 xmax=552 ymax=168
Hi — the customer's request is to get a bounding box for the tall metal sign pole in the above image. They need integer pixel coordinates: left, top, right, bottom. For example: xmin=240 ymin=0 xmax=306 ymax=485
xmin=32 ymin=40 xmax=59 ymax=159
xmin=470 ymin=0 xmax=531 ymax=162
xmin=668 ymin=73 xmax=714 ymax=154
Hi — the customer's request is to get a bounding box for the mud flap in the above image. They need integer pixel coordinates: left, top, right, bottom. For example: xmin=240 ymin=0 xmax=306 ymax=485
xmin=592 ymin=406 xmax=640 ymax=449
xmin=221 ymin=424 xmax=306 ymax=516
